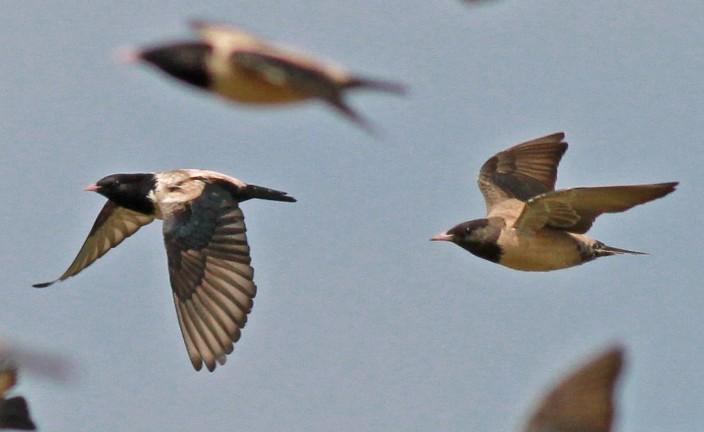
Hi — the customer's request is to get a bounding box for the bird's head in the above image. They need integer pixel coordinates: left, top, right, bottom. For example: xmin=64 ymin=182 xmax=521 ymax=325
xmin=118 ymin=42 xmax=212 ymax=89
xmin=431 ymin=218 xmax=502 ymax=263
xmin=86 ymin=173 xmax=157 ymax=215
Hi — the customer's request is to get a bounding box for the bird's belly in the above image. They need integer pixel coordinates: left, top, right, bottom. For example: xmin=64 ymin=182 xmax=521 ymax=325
xmin=211 ymin=69 xmax=310 ymax=104
xmin=498 ymin=230 xmax=584 ymax=271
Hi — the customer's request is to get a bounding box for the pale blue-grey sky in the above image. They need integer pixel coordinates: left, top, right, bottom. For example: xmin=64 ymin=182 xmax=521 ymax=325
xmin=1 ymin=1 xmax=702 ymax=431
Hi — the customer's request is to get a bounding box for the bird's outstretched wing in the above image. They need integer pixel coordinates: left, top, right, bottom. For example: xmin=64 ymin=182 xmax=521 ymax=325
xmin=232 ymin=50 xmax=380 ymax=129
xmin=33 ymin=201 xmax=154 ymax=288
xmin=191 ymin=20 xmax=337 ymax=94
xmin=162 ymin=182 xmax=256 ymax=372
xmin=514 ymin=182 xmax=678 ymax=233
xmin=478 ymin=133 xmax=567 ymax=213
xmin=523 ymin=347 xmax=624 ymax=432
xmin=192 ymin=21 xmax=378 ymax=129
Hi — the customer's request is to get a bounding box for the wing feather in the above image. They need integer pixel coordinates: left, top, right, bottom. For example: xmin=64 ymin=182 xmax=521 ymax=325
xmin=163 ymin=183 xmax=256 ymax=372
xmin=33 ymin=202 xmax=154 ymax=288
xmin=514 ymin=183 xmax=678 ymax=233
xmin=231 ymin=50 xmax=341 ymax=98
xmin=478 ymin=133 xmax=567 ymax=212
xmin=523 ymin=347 xmax=624 ymax=432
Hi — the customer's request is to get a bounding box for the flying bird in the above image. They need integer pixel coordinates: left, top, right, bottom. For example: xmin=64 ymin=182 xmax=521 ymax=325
xmin=120 ymin=21 xmax=405 ymax=131
xmin=34 ymin=170 xmax=296 ymax=371
xmin=0 ymin=362 xmax=35 ymax=430
xmin=432 ymin=132 xmax=678 ymax=271
xmin=0 ymin=340 xmax=70 ymax=383
xmin=522 ymin=347 xmax=624 ymax=432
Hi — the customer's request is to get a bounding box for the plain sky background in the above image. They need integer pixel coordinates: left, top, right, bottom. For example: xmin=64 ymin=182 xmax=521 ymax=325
xmin=1 ymin=1 xmax=702 ymax=431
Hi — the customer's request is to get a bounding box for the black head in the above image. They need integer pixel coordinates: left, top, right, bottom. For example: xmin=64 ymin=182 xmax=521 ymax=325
xmin=0 ymin=396 xmax=36 ymax=430
xmin=431 ymin=218 xmax=503 ymax=263
xmin=90 ymin=173 xmax=157 ymax=215
xmin=138 ymin=42 xmax=212 ymax=89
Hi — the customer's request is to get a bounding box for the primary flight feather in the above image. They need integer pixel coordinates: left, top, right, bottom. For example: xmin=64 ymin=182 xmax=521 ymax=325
xmin=34 ymin=169 xmax=295 ymax=372
xmin=432 ymin=132 xmax=677 ymax=271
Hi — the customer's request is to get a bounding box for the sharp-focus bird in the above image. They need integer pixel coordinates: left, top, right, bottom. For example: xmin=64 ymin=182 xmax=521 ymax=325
xmin=0 ymin=362 xmax=35 ymax=430
xmin=522 ymin=347 xmax=624 ymax=432
xmin=120 ymin=21 xmax=405 ymax=131
xmin=34 ymin=170 xmax=296 ymax=371
xmin=431 ymin=132 xmax=677 ymax=271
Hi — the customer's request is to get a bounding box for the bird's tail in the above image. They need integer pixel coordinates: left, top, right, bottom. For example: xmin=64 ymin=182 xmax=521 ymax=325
xmin=593 ymin=241 xmax=647 ymax=257
xmin=325 ymin=98 xmax=377 ymax=134
xmin=0 ymin=397 xmax=36 ymax=430
xmin=242 ymin=184 xmax=296 ymax=203
xmin=343 ymin=76 xmax=407 ymax=95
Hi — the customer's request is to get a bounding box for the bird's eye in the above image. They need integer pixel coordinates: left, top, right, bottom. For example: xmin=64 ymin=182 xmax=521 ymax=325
xmin=465 ymin=226 xmax=472 ymax=233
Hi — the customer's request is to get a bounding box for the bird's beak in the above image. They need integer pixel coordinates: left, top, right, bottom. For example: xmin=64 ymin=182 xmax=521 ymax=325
xmin=430 ymin=232 xmax=453 ymax=242
xmin=84 ymin=183 xmax=99 ymax=192
xmin=113 ymin=47 xmax=142 ymax=64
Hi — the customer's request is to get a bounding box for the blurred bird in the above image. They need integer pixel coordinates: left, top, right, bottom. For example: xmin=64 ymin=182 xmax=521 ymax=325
xmin=34 ymin=169 xmax=296 ymax=371
xmin=522 ymin=346 xmax=624 ymax=432
xmin=0 ymin=340 xmax=70 ymax=383
xmin=120 ymin=21 xmax=406 ymax=131
xmin=431 ymin=132 xmax=678 ymax=271
xmin=0 ymin=361 xmax=35 ymax=430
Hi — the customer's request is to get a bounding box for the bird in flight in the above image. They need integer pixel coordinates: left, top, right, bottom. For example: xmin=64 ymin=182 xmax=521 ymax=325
xmin=120 ymin=20 xmax=405 ymax=131
xmin=522 ymin=346 xmax=624 ymax=432
xmin=34 ymin=169 xmax=296 ymax=371
xmin=0 ymin=361 xmax=35 ymax=430
xmin=432 ymin=132 xmax=677 ymax=271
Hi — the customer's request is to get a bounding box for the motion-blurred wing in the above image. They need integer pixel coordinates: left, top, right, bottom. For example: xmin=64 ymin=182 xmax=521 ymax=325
xmin=523 ymin=347 xmax=624 ymax=432
xmin=231 ymin=50 xmax=341 ymax=98
xmin=33 ymin=202 xmax=154 ymax=288
xmin=478 ymin=133 xmax=567 ymax=212
xmin=514 ymin=182 xmax=678 ymax=233
xmin=163 ymin=182 xmax=256 ymax=372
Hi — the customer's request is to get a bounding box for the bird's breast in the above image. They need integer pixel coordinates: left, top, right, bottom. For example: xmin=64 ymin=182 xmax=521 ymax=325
xmin=497 ymin=229 xmax=587 ymax=271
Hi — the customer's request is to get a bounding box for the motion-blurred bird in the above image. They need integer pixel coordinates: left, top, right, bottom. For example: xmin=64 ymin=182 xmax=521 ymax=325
xmin=34 ymin=169 xmax=296 ymax=371
xmin=432 ymin=132 xmax=677 ymax=271
xmin=522 ymin=347 xmax=623 ymax=432
xmin=120 ymin=21 xmax=405 ymax=131
xmin=0 ymin=362 xmax=35 ymax=430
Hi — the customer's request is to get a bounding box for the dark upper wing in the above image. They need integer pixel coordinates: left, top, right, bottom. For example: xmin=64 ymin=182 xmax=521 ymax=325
xmin=33 ymin=202 xmax=154 ymax=288
xmin=478 ymin=133 xmax=567 ymax=212
xmin=162 ymin=182 xmax=256 ymax=372
xmin=233 ymin=50 xmax=376 ymax=130
xmin=523 ymin=347 xmax=623 ymax=432
xmin=514 ymin=182 xmax=678 ymax=233
xmin=232 ymin=50 xmax=341 ymax=98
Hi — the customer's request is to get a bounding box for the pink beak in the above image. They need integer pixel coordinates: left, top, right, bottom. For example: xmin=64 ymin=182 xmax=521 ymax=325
xmin=430 ymin=232 xmax=453 ymax=242
xmin=113 ymin=47 xmax=142 ymax=64
xmin=84 ymin=183 xmax=99 ymax=192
